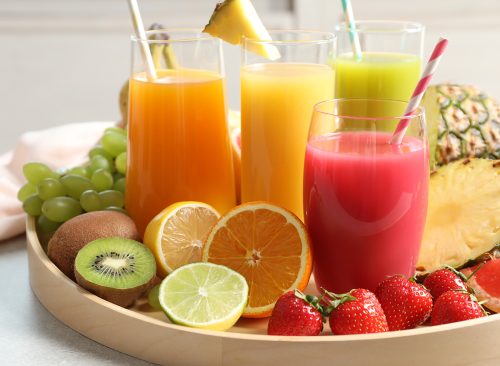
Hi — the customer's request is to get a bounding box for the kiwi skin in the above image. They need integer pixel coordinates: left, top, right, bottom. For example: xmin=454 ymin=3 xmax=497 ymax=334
xmin=75 ymin=270 xmax=153 ymax=308
xmin=47 ymin=211 xmax=140 ymax=280
xmin=74 ymin=238 xmax=156 ymax=308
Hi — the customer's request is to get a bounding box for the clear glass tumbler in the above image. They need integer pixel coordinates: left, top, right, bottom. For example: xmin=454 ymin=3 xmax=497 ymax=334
xmin=241 ymin=30 xmax=335 ymax=220
xmin=335 ymin=21 xmax=424 ymax=113
xmin=304 ymin=99 xmax=429 ymax=292
xmin=127 ymin=29 xmax=235 ymax=234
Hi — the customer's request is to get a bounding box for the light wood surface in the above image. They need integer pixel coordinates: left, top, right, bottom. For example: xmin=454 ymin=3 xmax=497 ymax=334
xmin=26 ymin=216 xmax=500 ymax=366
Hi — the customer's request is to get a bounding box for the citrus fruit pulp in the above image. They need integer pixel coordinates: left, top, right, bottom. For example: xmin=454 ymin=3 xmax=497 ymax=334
xmin=159 ymin=262 xmax=249 ymax=331
xmin=143 ymin=201 xmax=220 ymax=277
xmin=202 ymin=202 xmax=312 ymax=318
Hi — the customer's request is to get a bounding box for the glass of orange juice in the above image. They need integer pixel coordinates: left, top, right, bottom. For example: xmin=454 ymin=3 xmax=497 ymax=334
xmin=127 ymin=29 xmax=236 ymax=234
xmin=240 ymin=31 xmax=335 ymax=220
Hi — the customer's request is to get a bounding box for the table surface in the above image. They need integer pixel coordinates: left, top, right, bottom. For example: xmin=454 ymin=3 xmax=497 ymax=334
xmin=0 ymin=235 xmax=153 ymax=365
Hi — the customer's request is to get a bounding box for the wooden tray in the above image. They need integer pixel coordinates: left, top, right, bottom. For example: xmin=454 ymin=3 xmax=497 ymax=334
xmin=26 ymin=216 xmax=500 ymax=366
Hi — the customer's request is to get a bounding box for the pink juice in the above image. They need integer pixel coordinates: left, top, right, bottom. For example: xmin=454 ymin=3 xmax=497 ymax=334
xmin=304 ymin=131 xmax=428 ymax=292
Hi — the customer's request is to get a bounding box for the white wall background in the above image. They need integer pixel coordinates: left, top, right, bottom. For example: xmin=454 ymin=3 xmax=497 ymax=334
xmin=1 ymin=0 xmax=499 ymax=151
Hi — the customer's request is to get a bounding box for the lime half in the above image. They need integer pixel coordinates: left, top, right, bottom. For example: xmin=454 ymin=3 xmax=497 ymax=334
xmin=159 ymin=262 xmax=249 ymax=331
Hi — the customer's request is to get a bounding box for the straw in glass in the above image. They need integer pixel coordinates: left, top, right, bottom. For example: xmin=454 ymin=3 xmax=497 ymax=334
xmin=127 ymin=0 xmax=157 ymax=80
xmin=340 ymin=0 xmax=362 ymax=60
xmin=390 ymin=37 xmax=449 ymax=145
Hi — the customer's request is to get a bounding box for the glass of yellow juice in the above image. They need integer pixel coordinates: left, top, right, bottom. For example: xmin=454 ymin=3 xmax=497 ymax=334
xmin=241 ymin=30 xmax=335 ymax=220
xmin=335 ymin=21 xmax=424 ymax=123
xmin=127 ymin=29 xmax=236 ymax=234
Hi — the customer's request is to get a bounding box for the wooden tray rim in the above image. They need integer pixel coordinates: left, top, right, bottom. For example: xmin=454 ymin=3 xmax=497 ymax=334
xmin=26 ymin=216 xmax=500 ymax=343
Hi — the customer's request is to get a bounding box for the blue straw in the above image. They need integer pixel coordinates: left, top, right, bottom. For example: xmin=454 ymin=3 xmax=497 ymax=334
xmin=341 ymin=0 xmax=362 ymax=60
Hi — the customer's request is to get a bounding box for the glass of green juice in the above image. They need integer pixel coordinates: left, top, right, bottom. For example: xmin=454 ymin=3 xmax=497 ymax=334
xmin=335 ymin=21 xmax=424 ymax=125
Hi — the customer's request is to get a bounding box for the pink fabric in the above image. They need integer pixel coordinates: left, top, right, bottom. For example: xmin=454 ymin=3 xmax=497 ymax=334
xmin=0 ymin=121 xmax=115 ymax=242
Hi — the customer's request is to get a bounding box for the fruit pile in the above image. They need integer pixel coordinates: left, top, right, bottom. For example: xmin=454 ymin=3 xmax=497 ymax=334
xmin=18 ymin=127 xmax=128 ymax=233
xmin=268 ymin=268 xmax=488 ymax=336
xmin=15 ymin=1 xmax=500 ymax=334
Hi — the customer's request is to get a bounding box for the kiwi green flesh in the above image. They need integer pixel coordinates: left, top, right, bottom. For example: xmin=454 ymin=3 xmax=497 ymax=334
xmin=74 ymin=238 xmax=156 ymax=307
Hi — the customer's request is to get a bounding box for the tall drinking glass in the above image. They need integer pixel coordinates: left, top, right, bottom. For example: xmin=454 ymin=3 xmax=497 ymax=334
xmin=127 ymin=29 xmax=236 ymax=234
xmin=304 ymin=99 xmax=429 ymax=292
xmin=241 ymin=31 xmax=335 ymax=220
xmin=335 ymin=21 xmax=424 ymax=122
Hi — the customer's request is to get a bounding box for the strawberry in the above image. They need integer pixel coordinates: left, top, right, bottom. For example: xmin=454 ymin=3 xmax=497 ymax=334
xmin=267 ymin=290 xmax=325 ymax=336
xmin=325 ymin=288 xmax=389 ymax=335
xmin=375 ymin=275 xmax=432 ymax=331
xmin=423 ymin=266 xmax=468 ymax=300
xmin=431 ymin=290 xmax=486 ymax=325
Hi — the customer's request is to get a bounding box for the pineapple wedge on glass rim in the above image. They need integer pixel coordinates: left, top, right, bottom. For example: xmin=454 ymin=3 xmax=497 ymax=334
xmin=423 ymin=84 xmax=500 ymax=169
xmin=417 ymin=159 xmax=500 ymax=275
xmin=203 ymin=0 xmax=280 ymax=60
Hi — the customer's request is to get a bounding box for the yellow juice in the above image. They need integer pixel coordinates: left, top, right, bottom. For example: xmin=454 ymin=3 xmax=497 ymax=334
xmin=240 ymin=63 xmax=334 ymax=219
xmin=127 ymin=69 xmax=236 ymax=234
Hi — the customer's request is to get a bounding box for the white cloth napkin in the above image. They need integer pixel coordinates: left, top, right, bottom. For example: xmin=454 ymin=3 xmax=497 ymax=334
xmin=0 ymin=121 xmax=115 ymax=242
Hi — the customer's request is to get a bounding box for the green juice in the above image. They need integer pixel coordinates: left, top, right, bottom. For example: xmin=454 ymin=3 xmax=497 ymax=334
xmin=335 ymin=52 xmax=421 ymax=129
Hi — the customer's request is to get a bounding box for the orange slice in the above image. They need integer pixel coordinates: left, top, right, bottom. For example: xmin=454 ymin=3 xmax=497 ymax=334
xmin=202 ymin=202 xmax=312 ymax=318
xmin=143 ymin=201 xmax=220 ymax=278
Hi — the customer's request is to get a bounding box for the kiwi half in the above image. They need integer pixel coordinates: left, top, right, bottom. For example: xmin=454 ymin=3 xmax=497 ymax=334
xmin=74 ymin=237 xmax=156 ymax=308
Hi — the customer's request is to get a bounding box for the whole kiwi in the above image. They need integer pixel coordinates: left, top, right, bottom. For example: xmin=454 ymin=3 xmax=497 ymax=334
xmin=47 ymin=211 xmax=140 ymax=280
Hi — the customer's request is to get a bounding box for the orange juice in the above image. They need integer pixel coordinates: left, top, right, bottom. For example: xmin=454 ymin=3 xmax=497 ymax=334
xmin=240 ymin=63 xmax=334 ymax=219
xmin=127 ymin=69 xmax=236 ymax=234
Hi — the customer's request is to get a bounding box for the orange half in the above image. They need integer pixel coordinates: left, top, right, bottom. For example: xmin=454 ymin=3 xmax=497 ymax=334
xmin=202 ymin=202 xmax=312 ymax=318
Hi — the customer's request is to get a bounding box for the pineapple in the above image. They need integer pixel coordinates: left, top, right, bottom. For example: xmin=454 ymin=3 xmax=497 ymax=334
xmin=422 ymin=84 xmax=500 ymax=169
xmin=416 ymin=159 xmax=500 ymax=275
xmin=203 ymin=0 xmax=280 ymax=60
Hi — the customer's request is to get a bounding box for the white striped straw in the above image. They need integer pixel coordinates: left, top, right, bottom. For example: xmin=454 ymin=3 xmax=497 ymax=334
xmin=390 ymin=37 xmax=449 ymax=145
xmin=127 ymin=0 xmax=157 ymax=80
xmin=341 ymin=0 xmax=362 ymax=60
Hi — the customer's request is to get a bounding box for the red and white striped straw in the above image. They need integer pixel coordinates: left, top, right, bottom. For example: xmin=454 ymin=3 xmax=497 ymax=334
xmin=390 ymin=37 xmax=449 ymax=145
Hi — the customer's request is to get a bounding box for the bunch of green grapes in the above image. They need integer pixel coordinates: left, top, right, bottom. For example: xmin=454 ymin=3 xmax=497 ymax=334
xmin=18 ymin=127 xmax=128 ymax=233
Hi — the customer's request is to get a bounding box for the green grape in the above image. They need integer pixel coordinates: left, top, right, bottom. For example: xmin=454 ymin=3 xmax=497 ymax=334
xmin=99 ymin=190 xmax=124 ymax=208
xmin=89 ymin=145 xmax=114 ymax=161
xmin=105 ymin=127 xmax=127 ymax=136
xmin=80 ymin=190 xmax=102 ymax=212
xmin=23 ymin=162 xmax=58 ymax=185
xmin=89 ymin=155 xmax=113 ymax=174
xmin=91 ymin=169 xmax=114 ymax=191
xmin=104 ymin=206 xmax=128 ymax=215
xmin=17 ymin=183 xmax=37 ymax=202
xmin=60 ymin=174 xmax=94 ymax=199
xmin=37 ymin=178 xmax=65 ymax=200
xmin=147 ymin=284 xmax=161 ymax=310
xmin=113 ymin=172 xmax=124 ymax=181
xmin=67 ymin=166 xmax=90 ymax=178
xmin=113 ymin=177 xmax=126 ymax=194
xmin=37 ymin=215 xmax=61 ymax=233
xmin=115 ymin=152 xmax=127 ymax=175
xmin=23 ymin=195 xmax=43 ymax=216
xmin=101 ymin=131 xmax=127 ymax=157
xmin=41 ymin=197 xmax=82 ymax=223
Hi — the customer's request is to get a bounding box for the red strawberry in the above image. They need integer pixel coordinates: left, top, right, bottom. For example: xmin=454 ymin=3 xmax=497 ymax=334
xmin=423 ymin=266 xmax=468 ymax=300
xmin=431 ymin=290 xmax=486 ymax=325
xmin=375 ymin=275 xmax=432 ymax=331
xmin=267 ymin=290 xmax=325 ymax=336
xmin=325 ymin=288 xmax=389 ymax=335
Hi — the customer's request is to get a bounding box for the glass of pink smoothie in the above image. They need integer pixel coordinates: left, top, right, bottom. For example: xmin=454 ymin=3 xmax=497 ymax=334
xmin=304 ymin=99 xmax=428 ymax=293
